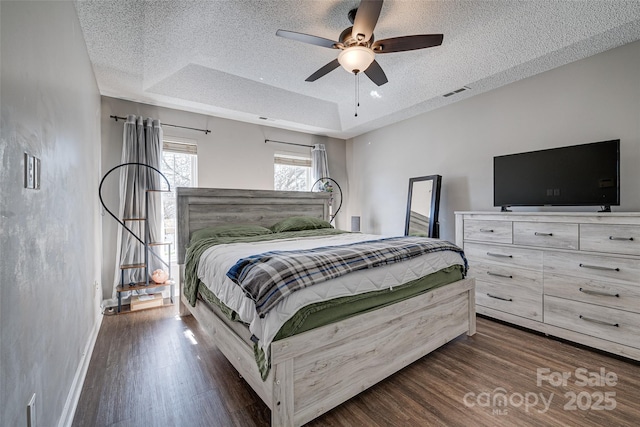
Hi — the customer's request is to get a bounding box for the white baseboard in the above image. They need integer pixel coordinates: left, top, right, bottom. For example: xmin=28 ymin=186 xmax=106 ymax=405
xmin=57 ymin=309 xmax=103 ymax=427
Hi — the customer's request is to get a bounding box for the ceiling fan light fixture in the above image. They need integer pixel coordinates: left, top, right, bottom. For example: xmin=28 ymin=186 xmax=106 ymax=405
xmin=338 ymin=46 xmax=375 ymax=74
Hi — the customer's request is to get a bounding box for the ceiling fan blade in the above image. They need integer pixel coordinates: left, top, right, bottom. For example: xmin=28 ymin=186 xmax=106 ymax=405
xmin=276 ymin=29 xmax=338 ymax=49
xmin=352 ymin=0 xmax=383 ymax=42
xmin=305 ymin=59 xmax=341 ymax=82
xmin=364 ymin=60 xmax=388 ymax=86
xmin=372 ymin=34 xmax=444 ymax=53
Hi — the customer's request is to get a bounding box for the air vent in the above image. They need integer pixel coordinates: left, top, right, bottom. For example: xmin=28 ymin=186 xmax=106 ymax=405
xmin=443 ymin=86 xmax=471 ymax=97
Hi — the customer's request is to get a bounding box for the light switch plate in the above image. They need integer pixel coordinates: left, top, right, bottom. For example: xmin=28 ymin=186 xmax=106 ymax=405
xmin=27 ymin=393 xmax=36 ymax=427
xmin=24 ymin=153 xmax=40 ymax=190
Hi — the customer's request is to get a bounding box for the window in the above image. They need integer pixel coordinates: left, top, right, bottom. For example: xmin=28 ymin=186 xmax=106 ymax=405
xmin=161 ymin=139 xmax=197 ymax=266
xmin=274 ymin=153 xmax=312 ymax=191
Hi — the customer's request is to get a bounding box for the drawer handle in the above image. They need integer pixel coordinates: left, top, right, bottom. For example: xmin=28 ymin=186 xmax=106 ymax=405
xmin=487 ymin=252 xmax=512 ymax=258
xmin=487 ymin=293 xmax=513 ymax=302
xmin=578 ymin=263 xmax=620 ymax=272
xmin=487 ymin=271 xmax=513 ymax=279
xmin=487 ymin=294 xmax=513 ymax=302
xmin=479 ymin=228 xmax=494 ymax=233
xmin=534 ymin=232 xmax=553 ymax=237
xmin=579 ymin=315 xmax=619 ymax=328
xmin=609 ymin=236 xmax=634 ymax=241
xmin=579 ymin=288 xmax=620 ymax=298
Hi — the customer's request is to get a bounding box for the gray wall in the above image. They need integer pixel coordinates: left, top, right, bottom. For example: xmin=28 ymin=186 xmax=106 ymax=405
xmin=347 ymin=41 xmax=640 ymax=242
xmin=0 ymin=2 xmax=102 ymax=426
xmin=100 ymin=96 xmax=347 ymax=301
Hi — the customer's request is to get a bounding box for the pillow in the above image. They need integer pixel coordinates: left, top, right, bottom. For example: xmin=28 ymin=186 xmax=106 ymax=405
xmin=269 ymin=216 xmax=333 ymax=233
xmin=190 ymin=224 xmax=272 ymax=242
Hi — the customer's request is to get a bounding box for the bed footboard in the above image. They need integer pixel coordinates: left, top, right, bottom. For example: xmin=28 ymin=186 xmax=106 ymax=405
xmin=269 ymin=277 xmax=475 ymax=426
xmin=180 ymin=272 xmax=474 ymax=426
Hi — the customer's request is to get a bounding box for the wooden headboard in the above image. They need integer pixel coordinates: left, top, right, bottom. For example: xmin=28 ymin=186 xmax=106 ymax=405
xmin=176 ymin=187 xmax=331 ymax=264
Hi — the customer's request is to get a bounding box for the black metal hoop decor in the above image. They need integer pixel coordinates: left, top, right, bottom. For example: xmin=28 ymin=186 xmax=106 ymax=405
xmin=311 ymin=177 xmax=343 ymax=223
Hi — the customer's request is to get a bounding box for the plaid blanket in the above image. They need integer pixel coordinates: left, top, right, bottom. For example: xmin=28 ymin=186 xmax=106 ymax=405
xmin=227 ymin=236 xmax=468 ymax=317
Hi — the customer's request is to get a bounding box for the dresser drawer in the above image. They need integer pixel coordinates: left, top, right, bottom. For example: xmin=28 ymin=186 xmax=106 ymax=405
xmin=469 ymin=262 xmax=542 ymax=291
xmin=513 ymin=222 xmax=578 ymax=249
xmin=464 ymin=242 xmax=542 ymax=270
xmin=476 ymin=280 xmax=542 ymax=321
xmin=544 ymin=252 xmax=640 ymax=286
xmin=545 ymin=273 xmax=640 ymax=314
xmin=545 ymin=295 xmax=640 ymax=349
xmin=580 ymin=224 xmax=640 ymax=256
xmin=464 ymin=220 xmax=512 ymax=244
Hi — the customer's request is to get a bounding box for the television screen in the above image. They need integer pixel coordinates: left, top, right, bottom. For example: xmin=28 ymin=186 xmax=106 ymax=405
xmin=494 ymin=139 xmax=620 ymax=210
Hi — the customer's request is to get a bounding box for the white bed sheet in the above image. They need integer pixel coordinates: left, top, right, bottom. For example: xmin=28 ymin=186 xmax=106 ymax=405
xmin=197 ymin=233 xmax=465 ymax=351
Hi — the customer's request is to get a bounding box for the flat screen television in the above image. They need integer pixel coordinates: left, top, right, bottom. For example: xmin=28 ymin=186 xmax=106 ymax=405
xmin=494 ymin=139 xmax=620 ymax=211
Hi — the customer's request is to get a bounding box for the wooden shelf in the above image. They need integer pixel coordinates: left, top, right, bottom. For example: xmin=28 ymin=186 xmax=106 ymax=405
xmin=100 ymin=163 xmax=175 ymax=314
xmin=120 ymin=263 xmax=146 ymax=270
xmin=116 ymin=280 xmax=173 ymax=293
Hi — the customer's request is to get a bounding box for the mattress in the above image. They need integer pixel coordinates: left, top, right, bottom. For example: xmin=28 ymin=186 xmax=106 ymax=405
xmin=195 ymin=232 xmax=467 ymax=352
xmin=198 ymin=264 xmax=463 ymax=342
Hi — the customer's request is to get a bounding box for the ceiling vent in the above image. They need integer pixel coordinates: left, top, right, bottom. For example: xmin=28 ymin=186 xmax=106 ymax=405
xmin=443 ymin=86 xmax=471 ymax=97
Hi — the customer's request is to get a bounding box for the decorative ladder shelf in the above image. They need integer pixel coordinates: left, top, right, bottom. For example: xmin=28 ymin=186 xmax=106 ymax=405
xmin=99 ymin=162 xmax=174 ymax=313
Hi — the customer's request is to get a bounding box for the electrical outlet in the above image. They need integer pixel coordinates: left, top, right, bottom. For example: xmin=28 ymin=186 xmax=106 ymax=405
xmin=27 ymin=393 xmax=36 ymax=427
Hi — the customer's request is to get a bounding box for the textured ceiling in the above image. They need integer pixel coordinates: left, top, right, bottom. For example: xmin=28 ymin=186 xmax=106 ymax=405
xmin=74 ymin=1 xmax=640 ymax=139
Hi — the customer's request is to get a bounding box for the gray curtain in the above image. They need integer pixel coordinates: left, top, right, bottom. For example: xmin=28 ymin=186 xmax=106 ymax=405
xmin=312 ymin=143 xmax=338 ymax=222
xmin=112 ymin=115 xmax=164 ymax=297
xmin=311 ymin=143 xmax=330 ymax=185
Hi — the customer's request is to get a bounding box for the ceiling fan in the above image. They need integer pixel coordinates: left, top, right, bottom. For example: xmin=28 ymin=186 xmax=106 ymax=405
xmin=276 ymin=0 xmax=443 ymax=86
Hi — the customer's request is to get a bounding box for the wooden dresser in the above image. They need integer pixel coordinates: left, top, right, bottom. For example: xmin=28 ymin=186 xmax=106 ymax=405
xmin=455 ymin=212 xmax=640 ymax=361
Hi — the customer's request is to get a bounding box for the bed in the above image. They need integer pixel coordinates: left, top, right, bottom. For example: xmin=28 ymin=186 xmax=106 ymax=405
xmin=177 ymin=187 xmax=476 ymax=426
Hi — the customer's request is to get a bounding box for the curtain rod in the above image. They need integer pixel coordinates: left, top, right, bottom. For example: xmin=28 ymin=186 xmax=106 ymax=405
xmin=109 ymin=115 xmax=211 ymax=135
xmin=264 ymin=139 xmax=314 ymax=148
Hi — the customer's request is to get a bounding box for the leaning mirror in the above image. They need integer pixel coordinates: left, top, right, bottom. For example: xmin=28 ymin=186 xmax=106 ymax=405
xmin=404 ymin=175 xmax=442 ymax=238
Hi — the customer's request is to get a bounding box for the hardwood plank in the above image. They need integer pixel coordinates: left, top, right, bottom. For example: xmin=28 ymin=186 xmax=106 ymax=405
xmin=180 ymin=293 xmax=273 ymax=407
xmin=73 ymin=307 xmax=640 ymax=427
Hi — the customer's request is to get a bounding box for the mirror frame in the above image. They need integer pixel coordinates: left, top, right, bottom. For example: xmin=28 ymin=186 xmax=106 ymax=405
xmin=404 ymin=174 xmax=442 ymax=238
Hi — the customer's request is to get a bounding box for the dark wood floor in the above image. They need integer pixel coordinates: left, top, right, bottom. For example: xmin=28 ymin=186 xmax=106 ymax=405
xmin=72 ymin=304 xmax=640 ymax=427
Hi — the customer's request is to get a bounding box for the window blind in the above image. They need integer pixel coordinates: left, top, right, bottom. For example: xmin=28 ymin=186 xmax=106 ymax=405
xmin=163 ymin=140 xmax=197 ymax=155
xmin=274 ymin=154 xmax=311 ymax=167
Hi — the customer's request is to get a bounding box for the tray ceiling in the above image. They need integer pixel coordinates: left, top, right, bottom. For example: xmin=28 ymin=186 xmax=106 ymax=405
xmin=74 ymin=1 xmax=640 ymax=139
